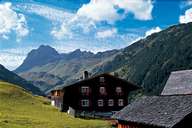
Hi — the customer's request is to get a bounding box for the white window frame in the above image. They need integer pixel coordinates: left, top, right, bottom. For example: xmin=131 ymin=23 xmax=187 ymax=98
xmin=116 ymin=87 xmax=122 ymax=94
xmin=108 ymin=99 xmax=114 ymax=107
xmin=99 ymin=87 xmax=106 ymax=95
xmin=99 ymin=77 xmax=105 ymax=82
xmin=118 ymin=99 xmax=124 ymax=106
xmin=81 ymin=99 xmax=89 ymax=107
xmin=98 ymin=99 xmax=104 ymax=107
xmin=81 ymin=86 xmax=89 ymax=94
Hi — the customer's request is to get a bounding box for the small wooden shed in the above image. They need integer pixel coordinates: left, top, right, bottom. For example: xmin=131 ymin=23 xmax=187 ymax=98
xmin=46 ymin=86 xmax=64 ymax=108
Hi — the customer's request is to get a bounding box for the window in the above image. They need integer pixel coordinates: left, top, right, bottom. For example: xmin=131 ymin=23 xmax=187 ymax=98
xmin=118 ymin=99 xmax=124 ymax=106
xmin=116 ymin=87 xmax=122 ymax=95
xmin=99 ymin=87 xmax=106 ymax=95
xmin=108 ymin=99 xmax=114 ymax=106
xmin=81 ymin=99 xmax=89 ymax=107
xmin=99 ymin=77 xmax=105 ymax=82
xmin=81 ymin=86 xmax=90 ymax=95
xmin=98 ymin=99 xmax=104 ymax=107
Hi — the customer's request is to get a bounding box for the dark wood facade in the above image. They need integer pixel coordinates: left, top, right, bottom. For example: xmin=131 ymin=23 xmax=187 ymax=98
xmin=61 ymin=73 xmax=139 ymax=113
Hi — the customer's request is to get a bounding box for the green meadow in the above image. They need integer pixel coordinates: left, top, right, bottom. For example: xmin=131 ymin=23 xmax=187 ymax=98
xmin=0 ymin=81 xmax=110 ymax=128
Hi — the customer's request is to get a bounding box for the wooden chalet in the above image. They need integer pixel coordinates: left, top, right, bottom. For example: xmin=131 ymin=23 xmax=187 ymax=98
xmin=162 ymin=69 xmax=192 ymax=95
xmin=49 ymin=71 xmax=140 ymax=117
xmin=113 ymin=95 xmax=192 ymax=128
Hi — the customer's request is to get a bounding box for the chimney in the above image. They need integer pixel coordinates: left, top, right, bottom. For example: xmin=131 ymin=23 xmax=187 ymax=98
xmin=114 ymin=72 xmax=119 ymax=77
xmin=83 ymin=71 xmax=89 ymax=79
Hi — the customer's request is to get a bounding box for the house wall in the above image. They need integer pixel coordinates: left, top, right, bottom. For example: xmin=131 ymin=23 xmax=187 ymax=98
xmin=62 ymin=74 xmax=134 ymax=112
xmin=117 ymin=121 xmax=142 ymax=128
xmin=118 ymin=124 xmax=138 ymax=128
xmin=51 ymin=90 xmax=64 ymax=108
xmin=117 ymin=121 xmax=163 ymax=128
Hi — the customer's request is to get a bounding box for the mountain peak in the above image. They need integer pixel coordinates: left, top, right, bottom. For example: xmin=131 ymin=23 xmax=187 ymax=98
xmin=68 ymin=49 xmax=94 ymax=58
xmin=35 ymin=45 xmax=59 ymax=55
xmin=70 ymin=49 xmax=81 ymax=54
xmin=14 ymin=45 xmax=60 ymax=73
xmin=0 ymin=64 xmax=5 ymax=69
xmin=74 ymin=49 xmax=81 ymax=52
xmin=39 ymin=45 xmax=54 ymax=50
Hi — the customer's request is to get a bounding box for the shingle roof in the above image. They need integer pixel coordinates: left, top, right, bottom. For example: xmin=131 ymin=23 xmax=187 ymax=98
xmin=46 ymin=73 xmax=140 ymax=94
xmin=113 ymin=95 xmax=192 ymax=128
xmin=64 ymin=73 xmax=140 ymax=89
xmin=162 ymin=69 xmax=192 ymax=95
xmin=45 ymin=85 xmax=64 ymax=95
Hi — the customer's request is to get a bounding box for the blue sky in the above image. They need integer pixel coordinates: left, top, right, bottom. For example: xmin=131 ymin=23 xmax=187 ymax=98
xmin=0 ymin=0 xmax=192 ymax=70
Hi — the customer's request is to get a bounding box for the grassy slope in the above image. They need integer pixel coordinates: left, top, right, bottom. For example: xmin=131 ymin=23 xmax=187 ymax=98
xmin=0 ymin=82 xmax=110 ymax=128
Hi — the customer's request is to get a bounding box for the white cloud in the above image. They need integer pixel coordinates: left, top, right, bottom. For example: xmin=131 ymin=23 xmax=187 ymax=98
xmin=2 ymin=35 xmax=9 ymax=40
xmin=96 ymin=28 xmax=117 ymax=38
xmin=125 ymin=27 xmax=162 ymax=44
xmin=179 ymin=8 xmax=192 ymax=23
xmin=0 ymin=50 xmax=25 ymax=70
xmin=17 ymin=3 xmax=74 ymax=39
xmin=73 ymin=17 xmax=96 ymax=33
xmin=16 ymin=3 xmax=74 ymax=23
xmin=0 ymin=47 xmax=36 ymax=70
xmin=52 ymin=0 xmax=153 ymax=40
xmin=184 ymin=0 xmax=192 ymax=7
xmin=187 ymin=1 xmax=192 ymax=6
xmin=77 ymin=0 xmax=153 ymax=23
xmin=16 ymin=3 xmax=96 ymax=40
xmin=77 ymin=0 xmax=121 ymax=23
xmin=113 ymin=0 xmax=153 ymax=20
xmin=180 ymin=0 xmax=192 ymax=9
xmin=15 ymin=1 xmax=152 ymax=42
xmin=15 ymin=1 xmax=153 ymax=41
xmin=0 ymin=52 xmax=25 ymax=70
xmin=0 ymin=2 xmax=29 ymax=41
xmin=51 ymin=23 xmax=73 ymax=40
xmin=145 ymin=27 xmax=161 ymax=37
xmin=50 ymin=15 xmax=97 ymax=40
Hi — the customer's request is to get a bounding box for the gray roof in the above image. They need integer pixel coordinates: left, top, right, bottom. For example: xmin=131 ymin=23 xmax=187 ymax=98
xmin=45 ymin=84 xmax=69 ymax=95
xmin=46 ymin=73 xmax=140 ymax=94
xmin=162 ymin=69 xmax=192 ymax=95
xmin=113 ymin=95 xmax=192 ymax=128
